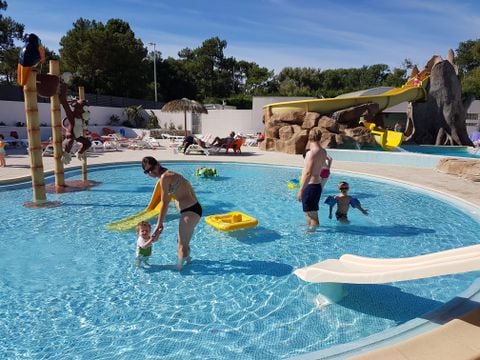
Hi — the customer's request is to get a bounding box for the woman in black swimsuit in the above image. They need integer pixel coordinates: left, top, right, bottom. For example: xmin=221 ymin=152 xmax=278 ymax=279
xmin=142 ymin=156 xmax=202 ymax=270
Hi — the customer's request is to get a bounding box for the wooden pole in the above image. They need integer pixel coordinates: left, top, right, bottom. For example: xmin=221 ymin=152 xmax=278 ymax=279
xmin=49 ymin=60 xmax=65 ymax=187
xmin=78 ymin=86 xmax=87 ymax=182
xmin=24 ymin=70 xmax=47 ymax=203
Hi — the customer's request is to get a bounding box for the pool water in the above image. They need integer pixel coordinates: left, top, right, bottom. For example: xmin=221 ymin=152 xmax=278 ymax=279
xmin=399 ymin=145 xmax=480 ymax=158
xmin=1 ymin=162 xmax=479 ymax=359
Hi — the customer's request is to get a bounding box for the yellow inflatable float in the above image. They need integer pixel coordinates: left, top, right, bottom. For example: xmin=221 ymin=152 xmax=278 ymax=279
xmin=205 ymin=211 xmax=258 ymax=231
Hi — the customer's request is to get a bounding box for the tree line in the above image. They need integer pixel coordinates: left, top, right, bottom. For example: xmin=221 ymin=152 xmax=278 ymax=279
xmin=1 ymin=1 xmax=479 ymax=108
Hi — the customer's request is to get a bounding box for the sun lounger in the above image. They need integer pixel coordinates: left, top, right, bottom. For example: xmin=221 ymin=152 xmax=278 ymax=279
xmin=88 ymin=140 xmax=105 ymax=153
xmin=185 ymin=144 xmax=210 ymax=155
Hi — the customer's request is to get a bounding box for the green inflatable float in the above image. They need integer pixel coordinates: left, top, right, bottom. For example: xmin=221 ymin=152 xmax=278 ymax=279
xmin=194 ymin=167 xmax=218 ymax=177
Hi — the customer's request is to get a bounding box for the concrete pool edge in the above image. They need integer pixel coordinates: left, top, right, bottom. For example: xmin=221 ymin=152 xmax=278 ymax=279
xmin=288 ymin=278 xmax=480 ymax=360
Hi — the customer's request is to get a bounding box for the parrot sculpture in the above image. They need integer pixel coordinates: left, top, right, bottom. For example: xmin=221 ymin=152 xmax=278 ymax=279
xmin=17 ymin=33 xmax=45 ymax=86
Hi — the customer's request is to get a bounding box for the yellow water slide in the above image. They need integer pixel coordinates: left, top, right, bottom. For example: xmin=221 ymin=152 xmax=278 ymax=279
xmin=264 ymin=79 xmax=428 ymax=150
xmin=106 ymin=180 xmax=163 ymax=231
xmin=360 ymin=120 xmax=404 ymax=151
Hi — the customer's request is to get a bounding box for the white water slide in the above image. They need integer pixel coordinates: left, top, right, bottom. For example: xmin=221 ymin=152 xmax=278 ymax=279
xmin=294 ymin=244 xmax=480 ymax=284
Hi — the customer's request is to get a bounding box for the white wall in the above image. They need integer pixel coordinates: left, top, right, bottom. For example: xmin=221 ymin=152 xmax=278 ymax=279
xmin=201 ymin=109 xmax=255 ymax=136
xmin=0 ymin=100 xmax=124 ymax=127
xmin=148 ymin=109 xmax=256 ymax=136
xmin=149 ymin=110 xmax=188 ymax=131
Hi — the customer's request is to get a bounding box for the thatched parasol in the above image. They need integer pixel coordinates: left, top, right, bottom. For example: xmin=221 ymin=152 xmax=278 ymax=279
xmin=161 ymin=98 xmax=208 ymax=136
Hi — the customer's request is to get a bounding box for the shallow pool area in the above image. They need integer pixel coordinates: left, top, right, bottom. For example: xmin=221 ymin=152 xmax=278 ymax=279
xmin=1 ymin=162 xmax=479 ymax=359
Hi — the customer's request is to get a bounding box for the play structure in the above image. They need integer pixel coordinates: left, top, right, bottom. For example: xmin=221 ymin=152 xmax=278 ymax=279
xmin=16 ymin=33 xmax=96 ymax=207
xmin=107 ymin=181 xmax=166 ymax=231
xmin=205 ymin=211 xmax=258 ymax=231
xmin=294 ymin=244 xmax=480 ymax=284
xmin=265 ymin=74 xmax=429 ymax=151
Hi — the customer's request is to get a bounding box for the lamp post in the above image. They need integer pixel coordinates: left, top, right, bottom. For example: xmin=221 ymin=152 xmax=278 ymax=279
xmin=148 ymin=42 xmax=158 ymax=106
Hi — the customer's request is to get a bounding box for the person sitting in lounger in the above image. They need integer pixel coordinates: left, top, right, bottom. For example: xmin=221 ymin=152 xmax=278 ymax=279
xmin=211 ymin=131 xmax=235 ymax=148
xmin=182 ymin=135 xmax=209 ymax=154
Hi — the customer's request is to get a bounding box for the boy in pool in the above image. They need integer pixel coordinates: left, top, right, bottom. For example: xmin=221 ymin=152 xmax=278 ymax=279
xmin=135 ymin=221 xmax=156 ymax=267
xmin=325 ymin=181 xmax=368 ymax=224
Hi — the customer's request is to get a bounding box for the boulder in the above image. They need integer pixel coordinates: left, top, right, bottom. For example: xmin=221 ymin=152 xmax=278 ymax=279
xmin=279 ymin=125 xmax=302 ymax=140
xmin=332 ymin=103 xmax=380 ymax=127
xmin=302 ymin=112 xmax=321 ymax=129
xmin=284 ymin=130 xmax=308 ymax=154
xmin=265 ymin=125 xmax=282 ymax=138
xmin=319 ymin=132 xmax=337 ymax=148
xmin=260 ymin=137 xmax=276 ymax=151
xmin=343 ymin=127 xmax=375 ymax=145
xmin=437 ymin=158 xmax=480 ymax=182
xmin=318 ymin=116 xmax=339 ymax=133
xmin=269 ymin=110 xmax=305 ymax=125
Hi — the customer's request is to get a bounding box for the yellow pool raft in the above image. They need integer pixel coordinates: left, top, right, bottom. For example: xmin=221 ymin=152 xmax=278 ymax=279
xmin=205 ymin=211 xmax=258 ymax=231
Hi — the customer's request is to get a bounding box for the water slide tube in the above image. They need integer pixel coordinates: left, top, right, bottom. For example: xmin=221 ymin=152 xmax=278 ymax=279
xmin=264 ymin=80 xmax=428 ymax=150
xmin=294 ymin=244 xmax=480 ymax=284
xmin=106 ymin=180 xmax=163 ymax=231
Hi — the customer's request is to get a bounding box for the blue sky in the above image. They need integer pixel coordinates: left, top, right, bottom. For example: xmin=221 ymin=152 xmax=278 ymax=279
xmin=7 ymin=0 xmax=480 ymax=73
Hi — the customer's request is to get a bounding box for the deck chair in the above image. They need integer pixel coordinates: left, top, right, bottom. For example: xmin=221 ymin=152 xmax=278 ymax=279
xmin=185 ymin=143 xmax=210 ymax=155
xmin=88 ymin=140 xmax=105 ymax=153
xmin=42 ymin=143 xmax=54 ymax=156
xmin=224 ymin=137 xmax=244 ymax=153
xmin=102 ymin=127 xmax=116 ymax=136
xmin=143 ymin=135 xmax=163 ymax=149
xmin=102 ymin=138 xmax=119 ymax=151
xmin=104 ymin=133 xmax=135 ymax=148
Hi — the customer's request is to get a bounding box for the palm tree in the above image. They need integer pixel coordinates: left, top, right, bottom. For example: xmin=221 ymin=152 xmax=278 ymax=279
xmin=123 ymin=105 xmax=144 ymax=128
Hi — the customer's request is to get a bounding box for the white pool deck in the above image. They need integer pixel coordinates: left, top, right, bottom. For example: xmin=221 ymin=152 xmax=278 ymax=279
xmin=1 ymin=140 xmax=479 ymax=359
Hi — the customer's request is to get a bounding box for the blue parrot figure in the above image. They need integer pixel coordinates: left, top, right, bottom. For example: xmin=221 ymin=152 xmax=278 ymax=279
xmin=17 ymin=33 xmax=45 ymax=86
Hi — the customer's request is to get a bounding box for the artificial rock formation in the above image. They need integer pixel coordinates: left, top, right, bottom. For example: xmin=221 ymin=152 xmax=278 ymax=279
xmin=437 ymin=158 xmax=480 ymax=182
xmin=261 ymin=50 xmax=472 ymax=154
xmin=261 ymin=104 xmax=377 ymax=154
xmin=405 ymin=53 xmax=472 ymax=146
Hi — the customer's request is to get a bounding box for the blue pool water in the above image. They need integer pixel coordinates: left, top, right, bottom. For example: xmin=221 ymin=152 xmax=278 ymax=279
xmin=399 ymin=145 xmax=480 ymax=158
xmin=1 ymin=162 xmax=479 ymax=359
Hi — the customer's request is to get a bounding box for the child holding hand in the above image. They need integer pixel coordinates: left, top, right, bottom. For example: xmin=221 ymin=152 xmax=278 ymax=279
xmin=135 ymin=221 xmax=155 ymax=267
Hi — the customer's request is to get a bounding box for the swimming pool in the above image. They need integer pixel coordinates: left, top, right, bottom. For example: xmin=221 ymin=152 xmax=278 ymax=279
xmin=1 ymin=162 xmax=479 ymax=359
xmin=400 ymin=145 xmax=480 ymax=158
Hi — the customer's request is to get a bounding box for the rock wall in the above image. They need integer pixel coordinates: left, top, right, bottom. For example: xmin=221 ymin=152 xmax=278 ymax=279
xmin=405 ymin=54 xmax=472 ymax=146
xmin=437 ymin=158 xmax=480 ymax=182
xmin=261 ymin=104 xmax=377 ymax=154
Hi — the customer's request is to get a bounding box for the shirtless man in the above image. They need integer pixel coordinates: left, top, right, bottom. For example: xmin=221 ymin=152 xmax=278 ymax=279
xmin=142 ymin=156 xmax=202 ymax=270
xmin=297 ymin=129 xmax=328 ymax=228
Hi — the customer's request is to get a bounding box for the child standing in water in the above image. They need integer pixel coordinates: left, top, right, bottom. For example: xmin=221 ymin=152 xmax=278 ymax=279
xmin=325 ymin=181 xmax=368 ymax=224
xmin=135 ymin=221 xmax=155 ymax=267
